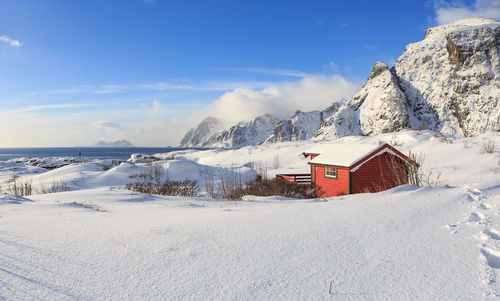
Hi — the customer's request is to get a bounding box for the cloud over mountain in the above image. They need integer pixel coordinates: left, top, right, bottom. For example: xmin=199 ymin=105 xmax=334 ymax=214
xmin=199 ymin=75 xmax=361 ymax=122
xmin=434 ymin=0 xmax=500 ymax=25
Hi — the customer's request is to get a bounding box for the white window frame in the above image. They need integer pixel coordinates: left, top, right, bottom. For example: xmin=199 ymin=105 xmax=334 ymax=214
xmin=325 ymin=166 xmax=338 ymax=179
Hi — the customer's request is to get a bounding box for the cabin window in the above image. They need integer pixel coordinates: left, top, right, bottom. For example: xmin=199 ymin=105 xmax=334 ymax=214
xmin=325 ymin=166 xmax=338 ymax=179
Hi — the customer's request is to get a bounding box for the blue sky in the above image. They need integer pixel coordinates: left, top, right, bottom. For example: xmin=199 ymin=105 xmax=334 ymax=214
xmin=0 ymin=0 xmax=497 ymax=146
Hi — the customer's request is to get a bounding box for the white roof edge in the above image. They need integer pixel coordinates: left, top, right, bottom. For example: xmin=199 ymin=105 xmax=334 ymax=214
xmin=350 ymin=147 xmax=408 ymax=172
xmin=307 ymin=144 xmax=381 ymax=167
xmin=308 ymin=144 xmax=412 ymax=171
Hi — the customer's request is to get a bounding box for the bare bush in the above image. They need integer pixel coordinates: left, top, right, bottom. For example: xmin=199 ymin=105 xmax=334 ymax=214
xmin=126 ymin=164 xmax=198 ymax=197
xmin=420 ymin=169 xmax=443 ymax=187
xmin=200 ymin=166 xmax=216 ymax=198
xmin=243 ymin=178 xmax=322 ymax=199
xmin=125 ymin=179 xmax=199 ymax=197
xmin=404 ymin=151 xmax=444 ymax=187
xmin=39 ymin=181 xmax=71 ymax=194
xmin=386 ymin=151 xmax=443 ymax=188
xmin=217 ymin=165 xmax=243 ymax=200
xmin=254 ymin=161 xmax=268 ymax=180
xmin=7 ymin=175 xmax=32 ymax=196
xmin=406 ymin=151 xmax=424 ymax=186
xmin=216 ymin=177 xmax=324 ymax=200
xmin=130 ymin=164 xmax=167 ymax=182
xmin=481 ymin=140 xmax=498 ymax=154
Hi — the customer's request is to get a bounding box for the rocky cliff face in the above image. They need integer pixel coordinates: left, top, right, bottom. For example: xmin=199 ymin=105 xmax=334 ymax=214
xmin=393 ymin=17 xmax=500 ymax=136
xmin=313 ymin=17 xmax=500 ymax=140
xmin=264 ymin=103 xmax=341 ymax=144
xmin=201 ymin=114 xmax=279 ymax=148
xmin=179 ymin=117 xmax=228 ymax=147
xmin=312 ymin=61 xmax=410 ymax=140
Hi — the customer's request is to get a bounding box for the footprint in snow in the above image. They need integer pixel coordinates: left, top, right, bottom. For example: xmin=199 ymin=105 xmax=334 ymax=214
xmin=446 ymin=224 xmax=459 ymax=233
xmin=468 ymin=212 xmax=486 ymax=224
xmin=484 ymin=229 xmax=500 ymax=240
xmin=465 ymin=186 xmax=485 ymax=202
xmin=481 ymin=248 xmax=500 ymax=269
xmin=478 ymin=203 xmax=491 ymax=210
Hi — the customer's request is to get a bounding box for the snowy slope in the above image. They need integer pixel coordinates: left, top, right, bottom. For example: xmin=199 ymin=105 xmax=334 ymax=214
xmin=201 ymin=114 xmax=280 ymax=148
xmin=179 ymin=116 xmax=229 ymax=147
xmin=1 ymin=130 xmax=500 ymax=299
xmin=264 ymin=103 xmax=341 ymax=144
xmin=0 ymin=176 xmax=499 ymax=299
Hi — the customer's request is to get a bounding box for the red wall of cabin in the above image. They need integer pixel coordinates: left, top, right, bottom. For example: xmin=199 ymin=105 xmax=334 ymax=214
xmin=312 ymin=164 xmax=349 ymax=197
xmin=350 ymin=152 xmax=408 ymax=194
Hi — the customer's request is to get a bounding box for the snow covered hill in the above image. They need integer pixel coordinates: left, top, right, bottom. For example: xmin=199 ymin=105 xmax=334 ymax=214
xmin=1 ymin=130 xmax=500 ymax=299
xmin=198 ymin=114 xmax=280 ymax=148
xmin=264 ymin=102 xmax=342 ymax=144
xmin=179 ymin=116 xmax=229 ymax=147
xmin=314 ymin=17 xmax=500 ymax=140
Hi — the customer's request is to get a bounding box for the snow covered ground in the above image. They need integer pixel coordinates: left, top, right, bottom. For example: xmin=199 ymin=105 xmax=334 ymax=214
xmin=1 ymin=130 xmax=500 ymax=299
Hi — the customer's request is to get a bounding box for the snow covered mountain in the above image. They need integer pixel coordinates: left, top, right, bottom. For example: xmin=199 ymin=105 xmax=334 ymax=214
xmin=201 ymin=114 xmax=279 ymax=148
xmin=182 ymin=18 xmax=500 ymax=146
xmin=179 ymin=117 xmax=228 ymax=147
xmin=314 ymin=17 xmax=500 ymax=140
xmin=394 ymin=17 xmax=500 ymax=136
xmin=264 ymin=103 xmax=341 ymax=144
xmin=313 ymin=62 xmax=410 ymax=140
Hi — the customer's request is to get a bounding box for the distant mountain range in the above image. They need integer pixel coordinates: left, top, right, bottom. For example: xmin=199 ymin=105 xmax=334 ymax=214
xmin=180 ymin=17 xmax=500 ymax=148
xmin=93 ymin=139 xmax=134 ymax=147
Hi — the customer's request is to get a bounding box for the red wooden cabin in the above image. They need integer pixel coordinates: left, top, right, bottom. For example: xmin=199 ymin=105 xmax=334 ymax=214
xmin=304 ymin=143 xmax=418 ymax=197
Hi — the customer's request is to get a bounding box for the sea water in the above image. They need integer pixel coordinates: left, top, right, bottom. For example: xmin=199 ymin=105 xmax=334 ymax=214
xmin=0 ymin=147 xmax=189 ymax=161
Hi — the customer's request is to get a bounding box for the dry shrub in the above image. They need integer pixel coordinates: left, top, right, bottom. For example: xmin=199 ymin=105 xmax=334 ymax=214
xmin=200 ymin=166 xmax=216 ymax=198
xmin=219 ymin=178 xmax=323 ymax=200
xmin=39 ymin=181 xmax=71 ymax=194
xmin=126 ymin=164 xmax=198 ymax=196
xmin=217 ymin=165 xmax=243 ymax=199
xmin=481 ymin=140 xmax=498 ymax=154
xmin=7 ymin=175 xmax=32 ymax=196
xmin=125 ymin=179 xmax=199 ymax=197
xmin=131 ymin=164 xmax=166 ymax=182
xmin=245 ymin=178 xmax=322 ymax=199
xmin=405 ymin=151 xmax=444 ymax=187
xmin=385 ymin=151 xmax=443 ymax=188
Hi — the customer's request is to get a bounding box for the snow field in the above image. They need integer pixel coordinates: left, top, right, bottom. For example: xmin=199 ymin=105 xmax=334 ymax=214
xmin=0 ymin=130 xmax=500 ymax=299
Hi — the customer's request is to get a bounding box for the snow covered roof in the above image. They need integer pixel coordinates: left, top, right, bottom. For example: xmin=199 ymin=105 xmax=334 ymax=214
xmin=306 ymin=143 xmax=381 ymax=167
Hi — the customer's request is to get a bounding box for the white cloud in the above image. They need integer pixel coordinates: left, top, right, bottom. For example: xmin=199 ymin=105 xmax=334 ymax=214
xmin=11 ymin=103 xmax=86 ymax=113
xmin=0 ymin=75 xmax=361 ymax=147
xmin=93 ymin=121 xmax=121 ymax=129
xmin=434 ymin=0 xmax=500 ymax=25
xmin=214 ymin=67 xmax=314 ymax=78
xmin=26 ymin=79 xmax=276 ymax=97
xmin=199 ymin=75 xmax=361 ymax=122
xmin=0 ymin=35 xmax=22 ymax=47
